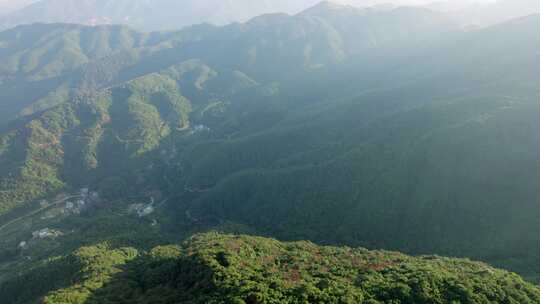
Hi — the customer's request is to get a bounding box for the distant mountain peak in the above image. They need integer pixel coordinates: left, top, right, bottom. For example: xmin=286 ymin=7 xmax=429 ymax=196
xmin=299 ymin=1 xmax=355 ymax=16
xmin=311 ymin=1 xmax=346 ymax=10
xmin=244 ymin=12 xmax=292 ymax=27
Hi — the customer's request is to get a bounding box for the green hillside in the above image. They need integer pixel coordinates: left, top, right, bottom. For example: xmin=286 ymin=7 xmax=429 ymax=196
xmin=0 ymin=62 xmax=201 ymax=215
xmin=3 ymin=233 xmax=539 ymax=304
xmin=172 ymin=14 xmax=540 ymax=278
xmin=0 ymin=23 xmax=176 ymax=123
xmin=0 ymin=3 xmax=458 ymax=215
xmin=2 ymin=2 xmax=540 ymax=294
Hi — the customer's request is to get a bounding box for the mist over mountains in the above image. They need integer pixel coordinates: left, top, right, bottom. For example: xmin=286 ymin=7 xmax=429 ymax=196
xmin=2 ymin=1 xmax=540 ymax=303
xmin=0 ymin=0 xmax=38 ymax=15
xmin=452 ymin=0 xmax=540 ymax=27
xmin=0 ymin=0 xmax=539 ymax=31
xmin=0 ymin=0 xmax=320 ymax=31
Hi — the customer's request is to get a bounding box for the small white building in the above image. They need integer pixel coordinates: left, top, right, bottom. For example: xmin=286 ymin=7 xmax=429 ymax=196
xmin=138 ymin=205 xmax=155 ymax=218
xmin=90 ymin=191 xmax=99 ymax=200
xmin=81 ymin=188 xmax=89 ymax=196
xmin=32 ymin=228 xmax=63 ymax=239
xmin=193 ymin=124 xmax=210 ymax=133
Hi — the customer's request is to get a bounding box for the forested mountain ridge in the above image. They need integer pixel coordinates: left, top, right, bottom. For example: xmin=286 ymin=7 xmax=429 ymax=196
xmin=179 ymin=14 xmax=540 ymax=278
xmin=0 ymin=3 xmax=459 ymax=216
xmin=3 ymin=233 xmax=540 ymax=304
xmin=0 ymin=4 xmax=457 ymax=125
xmin=2 ymin=2 xmax=540 ymax=299
xmin=0 ymin=23 xmax=179 ymax=123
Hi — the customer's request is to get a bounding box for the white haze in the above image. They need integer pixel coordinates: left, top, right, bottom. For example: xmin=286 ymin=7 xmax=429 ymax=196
xmin=0 ymin=0 xmax=505 ymax=15
xmin=0 ymin=0 xmax=538 ymax=30
xmin=0 ymin=0 xmax=37 ymax=14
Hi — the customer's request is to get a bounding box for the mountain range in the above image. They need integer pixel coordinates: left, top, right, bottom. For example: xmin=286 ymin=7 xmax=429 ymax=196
xmin=1 ymin=0 xmax=540 ymax=31
xmin=2 ymin=1 xmax=540 ymax=302
xmin=0 ymin=0 xmax=320 ymax=31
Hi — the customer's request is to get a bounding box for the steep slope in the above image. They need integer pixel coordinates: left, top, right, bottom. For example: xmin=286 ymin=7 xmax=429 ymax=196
xmin=2 ymin=233 xmax=539 ymax=304
xmin=171 ymin=15 xmax=540 ymax=278
xmin=0 ymin=23 xmax=175 ymax=123
xmin=0 ymin=62 xmax=209 ymax=216
xmin=0 ymin=1 xmax=459 ymax=215
xmin=0 ymin=4 xmax=457 ymax=125
xmin=3 ymin=2 xmax=540 ymax=287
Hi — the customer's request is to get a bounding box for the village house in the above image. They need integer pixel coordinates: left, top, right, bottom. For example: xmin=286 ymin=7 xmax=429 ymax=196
xmin=32 ymin=228 xmax=63 ymax=239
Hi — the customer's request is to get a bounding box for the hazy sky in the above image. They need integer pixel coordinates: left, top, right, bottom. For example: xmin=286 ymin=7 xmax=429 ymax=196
xmin=323 ymin=0 xmax=499 ymax=5
xmin=0 ymin=0 xmax=500 ymax=6
xmin=0 ymin=0 xmax=506 ymax=17
xmin=0 ymin=0 xmax=36 ymax=12
xmin=336 ymin=0 xmax=497 ymax=5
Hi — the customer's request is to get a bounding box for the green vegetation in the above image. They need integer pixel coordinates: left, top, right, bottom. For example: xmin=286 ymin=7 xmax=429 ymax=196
xmin=2 ymin=233 xmax=539 ymax=304
xmin=0 ymin=23 xmax=174 ymax=123
xmin=3 ymin=3 xmax=540 ymax=296
xmin=0 ymin=103 xmax=76 ymax=215
xmin=0 ymin=65 xmax=196 ymax=215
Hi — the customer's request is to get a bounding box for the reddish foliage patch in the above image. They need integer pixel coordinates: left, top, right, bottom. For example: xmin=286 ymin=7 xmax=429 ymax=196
xmin=262 ymin=255 xmax=276 ymax=265
xmin=225 ymin=240 xmax=243 ymax=253
xmin=285 ymin=268 xmax=302 ymax=285
xmin=350 ymin=256 xmax=366 ymax=268
xmin=365 ymin=261 xmax=395 ymax=272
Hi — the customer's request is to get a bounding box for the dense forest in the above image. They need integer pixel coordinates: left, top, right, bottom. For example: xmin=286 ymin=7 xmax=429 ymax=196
xmin=3 ymin=233 xmax=540 ymax=304
xmin=1 ymin=2 xmax=540 ymax=301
